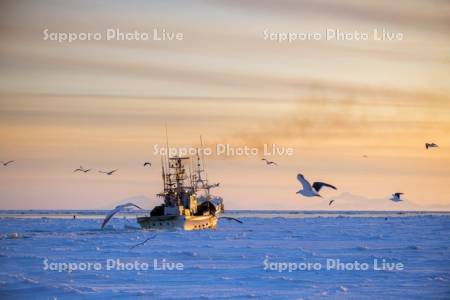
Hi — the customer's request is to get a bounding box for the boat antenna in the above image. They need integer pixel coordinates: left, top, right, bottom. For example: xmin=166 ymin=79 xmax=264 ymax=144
xmin=165 ymin=122 xmax=170 ymax=171
xmin=200 ymin=135 xmax=208 ymax=182
xmin=191 ymin=156 xmax=195 ymax=188
xmin=188 ymin=164 xmax=193 ymax=190
xmin=161 ymin=156 xmax=166 ymax=191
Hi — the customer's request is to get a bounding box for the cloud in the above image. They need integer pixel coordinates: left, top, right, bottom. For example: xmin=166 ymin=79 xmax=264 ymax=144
xmin=211 ymin=93 xmax=450 ymax=153
xmin=215 ymin=0 xmax=450 ymax=33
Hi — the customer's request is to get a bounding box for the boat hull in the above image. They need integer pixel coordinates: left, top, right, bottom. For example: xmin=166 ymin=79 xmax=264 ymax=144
xmin=137 ymin=214 xmax=217 ymax=231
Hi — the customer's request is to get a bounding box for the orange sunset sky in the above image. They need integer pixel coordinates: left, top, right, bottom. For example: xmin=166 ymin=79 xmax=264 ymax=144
xmin=0 ymin=0 xmax=449 ymax=210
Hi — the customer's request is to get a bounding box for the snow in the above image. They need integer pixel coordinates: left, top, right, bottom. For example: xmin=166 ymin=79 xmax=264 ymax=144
xmin=0 ymin=211 xmax=449 ymax=299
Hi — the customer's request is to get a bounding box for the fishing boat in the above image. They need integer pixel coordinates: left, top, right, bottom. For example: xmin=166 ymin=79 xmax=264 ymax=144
xmin=137 ymin=145 xmax=223 ymax=231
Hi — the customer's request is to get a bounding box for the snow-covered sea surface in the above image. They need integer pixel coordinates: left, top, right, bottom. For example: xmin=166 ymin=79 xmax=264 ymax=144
xmin=0 ymin=211 xmax=449 ymax=299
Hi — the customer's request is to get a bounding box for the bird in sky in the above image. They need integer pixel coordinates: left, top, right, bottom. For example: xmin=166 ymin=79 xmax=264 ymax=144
xmin=390 ymin=193 xmax=404 ymax=202
xmin=99 ymin=169 xmax=118 ymax=175
xmin=1 ymin=160 xmax=14 ymax=166
xmin=143 ymin=162 xmax=152 ymax=167
xmin=425 ymin=143 xmax=439 ymax=149
xmin=329 ymin=200 xmax=335 ymax=206
xmin=261 ymin=158 xmax=278 ymax=166
xmin=74 ymin=166 xmax=90 ymax=172
xmin=208 ymin=183 xmax=220 ymax=188
xmin=296 ymin=174 xmax=337 ymax=198
xmin=101 ymin=203 xmax=143 ymax=229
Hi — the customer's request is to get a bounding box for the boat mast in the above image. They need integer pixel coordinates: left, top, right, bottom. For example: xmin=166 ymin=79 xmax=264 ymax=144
xmin=161 ymin=156 xmax=166 ymax=191
xmin=165 ymin=123 xmax=170 ymax=173
xmin=200 ymin=135 xmax=208 ymax=182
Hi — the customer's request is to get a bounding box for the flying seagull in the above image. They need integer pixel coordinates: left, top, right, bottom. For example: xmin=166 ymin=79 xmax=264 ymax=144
xmin=74 ymin=166 xmax=90 ymax=172
xmin=261 ymin=158 xmax=278 ymax=166
xmin=219 ymin=216 xmax=243 ymax=224
xmin=99 ymin=169 xmax=118 ymax=175
xmin=296 ymin=174 xmax=337 ymax=198
xmin=425 ymin=143 xmax=438 ymax=149
xmin=130 ymin=233 xmax=157 ymax=249
xmin=143 ymin=162 xmax=151 ymax=167
xmin=390 ymin=193 xmax=404 ymax=202
xmin=101 ymin=202 xmax=143 ymax=229
xmin=1 ymin=160 xmax=14 ymax=166
xmin=329 ymin=200 xmax=335 ymax=206
xmin=207 ymin=183 xmax=220 ymax=189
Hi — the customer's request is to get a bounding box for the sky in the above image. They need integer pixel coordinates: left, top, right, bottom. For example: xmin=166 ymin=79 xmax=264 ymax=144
xmin=0 ymin=0 xmax=449 ymax=210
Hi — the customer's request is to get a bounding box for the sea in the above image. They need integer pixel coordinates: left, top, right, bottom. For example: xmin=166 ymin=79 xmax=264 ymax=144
xmin=1 ymin=210 xmax=449 ymax=299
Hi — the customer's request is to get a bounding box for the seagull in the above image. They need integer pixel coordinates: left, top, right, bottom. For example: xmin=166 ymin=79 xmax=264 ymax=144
xmin=74 ymin=166 xmax=89 ymax=172
xmin=99 ymin=169 xmax=118 ymax=175
xmin=425 ymin=143 xmax=438 ymax=149
xmin=1 ymin=160 xmax=14 ymax=166
xmin=296 ymin=174 xmax=337 ymax=198
xmin=329 ymin=200 xmax=335 ymax=206
xmin=390 ymin=193 xmax=404 ymax=202
xmin=143 ymin=162 xmax=152 ymax=167
xmin=219 ymin=216 xmax=243 ymax=224
xmin=101 ymin=202 xmax=143 ymax=229
xmin=130 ymin=233 xmax=157 ymax=249
xmin=261 ymin=158 xmax=278 ymax=166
